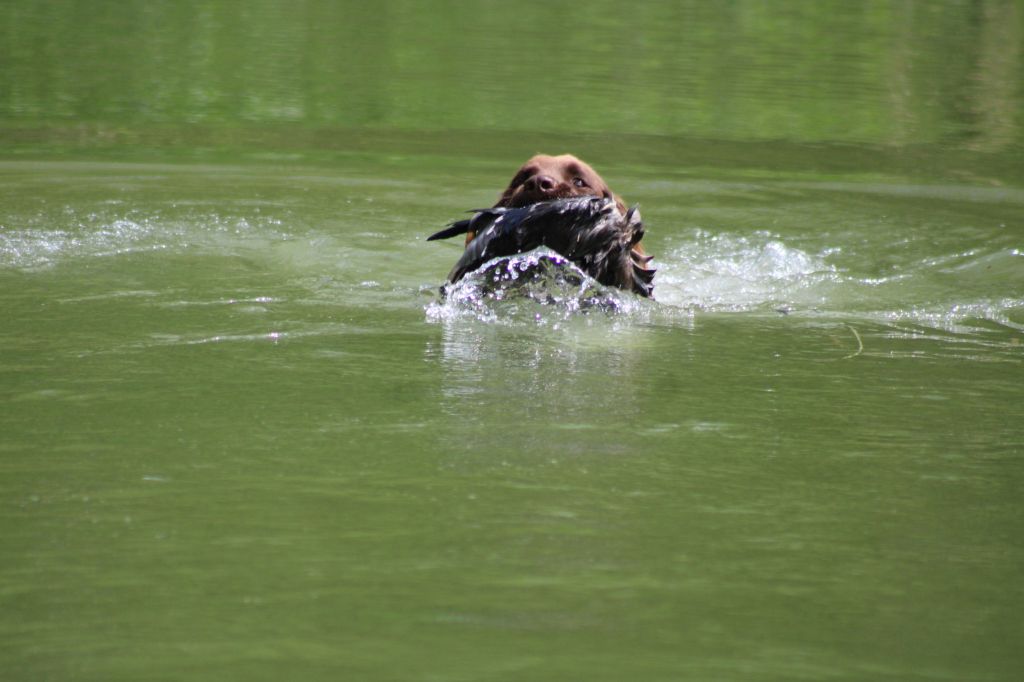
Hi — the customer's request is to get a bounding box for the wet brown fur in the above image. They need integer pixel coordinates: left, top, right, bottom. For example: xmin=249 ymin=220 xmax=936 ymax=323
xmin=467 ymin=155 xmax=639 ymax=257
xmin=457 ymin=154 xmax=654 ymax=295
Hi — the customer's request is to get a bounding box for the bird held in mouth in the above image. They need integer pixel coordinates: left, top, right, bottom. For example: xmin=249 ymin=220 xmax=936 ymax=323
xmin=427 ymin=196 xmax=655 ymax=298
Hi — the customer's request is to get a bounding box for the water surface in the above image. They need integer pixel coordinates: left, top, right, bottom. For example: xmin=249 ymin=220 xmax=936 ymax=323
xmin=2 ymin=3 xmax=1023 ymax=681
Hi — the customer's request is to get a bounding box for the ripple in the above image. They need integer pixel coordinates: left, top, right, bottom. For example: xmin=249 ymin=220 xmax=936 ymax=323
xmin=873 ymin=298 xmax=1024 ymax=334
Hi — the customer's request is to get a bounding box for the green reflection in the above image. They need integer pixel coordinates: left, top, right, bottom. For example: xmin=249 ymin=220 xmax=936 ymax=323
xmin=1 ymin=0 xmax=1021 ymax=149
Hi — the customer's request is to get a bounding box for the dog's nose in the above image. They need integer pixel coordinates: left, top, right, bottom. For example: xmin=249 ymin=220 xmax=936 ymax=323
xmin=525 ymin=175 xmax=558 ymax=194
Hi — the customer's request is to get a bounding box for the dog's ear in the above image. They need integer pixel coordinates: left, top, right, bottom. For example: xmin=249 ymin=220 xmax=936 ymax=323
xmin=495 ymin=186 xmax=515 ymax=207
xmin=495 ymin=167 xmax=530 ymax=208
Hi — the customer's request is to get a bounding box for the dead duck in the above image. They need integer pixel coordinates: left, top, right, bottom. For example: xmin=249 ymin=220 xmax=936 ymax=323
xmin=427 ymin=196 xmax=655 ymax=298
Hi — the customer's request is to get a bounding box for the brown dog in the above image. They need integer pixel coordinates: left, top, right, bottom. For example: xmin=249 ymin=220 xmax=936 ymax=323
xmin=499 ymin=154 xmax=652 ymax=291
xmin=458 ymin=154 xmax=626 ymax=242
xmin=496 ymin=154 xmax=626 ymax=212
xmin=431 ymin=153 xmax=655 ymax=297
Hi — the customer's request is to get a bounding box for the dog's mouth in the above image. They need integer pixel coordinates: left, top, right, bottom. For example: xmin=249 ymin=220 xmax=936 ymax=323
xmin=506 ymin=184 xmax=598 ymax=208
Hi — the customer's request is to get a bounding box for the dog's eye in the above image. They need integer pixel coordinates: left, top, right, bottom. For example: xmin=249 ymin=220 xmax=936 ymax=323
xmin=572 ymin=177 xmax=588 ymax=188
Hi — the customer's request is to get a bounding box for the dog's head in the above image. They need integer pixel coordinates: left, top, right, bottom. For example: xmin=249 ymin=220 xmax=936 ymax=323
xmin=433 ymin=152 xmax=653 ymax=295
xmin=496 ymin=154 xmax=626 ymax=214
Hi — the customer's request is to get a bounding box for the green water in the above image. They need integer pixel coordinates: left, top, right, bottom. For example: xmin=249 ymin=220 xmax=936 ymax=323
xmin=2 ymin=2 xmax=1023 ymax=681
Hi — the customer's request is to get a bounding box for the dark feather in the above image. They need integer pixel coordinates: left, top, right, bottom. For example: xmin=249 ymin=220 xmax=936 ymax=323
xmin=431 ymin=197 xmax=655 ymax=297
xmin=426 ymin=217 xmax=472 ymax=241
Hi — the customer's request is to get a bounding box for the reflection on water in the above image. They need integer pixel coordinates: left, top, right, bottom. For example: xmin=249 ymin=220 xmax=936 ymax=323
xmin=2 ymin=1 xmax=1022 ymax=152
xmin=429 ymin=310 xmax=656 ymax=463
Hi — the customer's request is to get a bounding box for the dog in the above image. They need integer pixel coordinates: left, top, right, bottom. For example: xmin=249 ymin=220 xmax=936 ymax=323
xmin=429 ymin=154 xmax=655 ymax=297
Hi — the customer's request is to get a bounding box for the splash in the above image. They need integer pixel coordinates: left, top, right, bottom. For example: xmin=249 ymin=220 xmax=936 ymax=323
xmin=0 ymin=218 xmax=165 ymax=269
xmin=424 ymin=248 xmax=649 ymax=325
xmin=654 ymin=229 xmax=840 ymax=312
xmin=0 ymin=209 xmax=288 ymax=270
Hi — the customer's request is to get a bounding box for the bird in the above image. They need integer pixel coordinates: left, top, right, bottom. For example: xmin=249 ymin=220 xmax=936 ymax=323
xmin=427 ymin=196 xmax=655 ymax=298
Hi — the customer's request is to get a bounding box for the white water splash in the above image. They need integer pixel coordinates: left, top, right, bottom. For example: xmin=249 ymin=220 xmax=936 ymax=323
xmin=425 ymin=229 xmax=1023 ymax=341
xmin=0 ymin=210 xmax=288 ymax=270
xmin=0 ymin=218 xmax=166 ymax=269
xmin=425 ymin=248 xmax=650 ymax=325
xmin=653 ymin=229 xmax=840 ymax=312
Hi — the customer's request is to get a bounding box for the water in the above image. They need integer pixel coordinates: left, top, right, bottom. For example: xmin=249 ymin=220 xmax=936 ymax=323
xmin=2 ymin=2 xmax=1024 ymax=681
